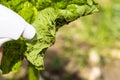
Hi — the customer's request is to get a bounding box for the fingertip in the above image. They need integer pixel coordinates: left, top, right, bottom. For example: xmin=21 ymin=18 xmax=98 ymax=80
xmin=22 ymin=24 xmax=36 ymax=40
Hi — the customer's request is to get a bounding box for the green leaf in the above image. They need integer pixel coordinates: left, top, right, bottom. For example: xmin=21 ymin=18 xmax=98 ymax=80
xmin=1 ymin=40 xmax=26 ymax=74
xmin=0 ymin=0 xmax=99 ymax=73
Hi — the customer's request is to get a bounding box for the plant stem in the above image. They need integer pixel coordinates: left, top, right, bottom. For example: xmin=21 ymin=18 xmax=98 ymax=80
xmin=28 ymin=64 xmax=39 ymax=80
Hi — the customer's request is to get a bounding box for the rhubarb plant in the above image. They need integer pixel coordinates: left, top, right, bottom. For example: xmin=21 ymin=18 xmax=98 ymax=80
xmin=0 ymin=0 xmax=98 ymax=74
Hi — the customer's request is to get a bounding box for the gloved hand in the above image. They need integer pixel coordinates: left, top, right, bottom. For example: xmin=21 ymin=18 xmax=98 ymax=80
xmin=0 ymin=4 xmax=36 ymax=46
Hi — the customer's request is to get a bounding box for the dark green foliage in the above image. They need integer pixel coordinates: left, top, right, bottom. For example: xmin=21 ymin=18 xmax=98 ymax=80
xmin=1 ymin=40 xmax=26 ymax=74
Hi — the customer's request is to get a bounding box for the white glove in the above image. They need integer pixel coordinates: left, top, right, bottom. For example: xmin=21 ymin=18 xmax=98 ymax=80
xmin=0 ymin=4 xmax=36 ymax=46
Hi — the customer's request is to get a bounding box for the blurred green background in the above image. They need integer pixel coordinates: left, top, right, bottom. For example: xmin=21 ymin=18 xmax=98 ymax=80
xmin=1 ymin=0 xmax=120 ymax=80
xmin=42 ymin=0 xmax=120 ymax=80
